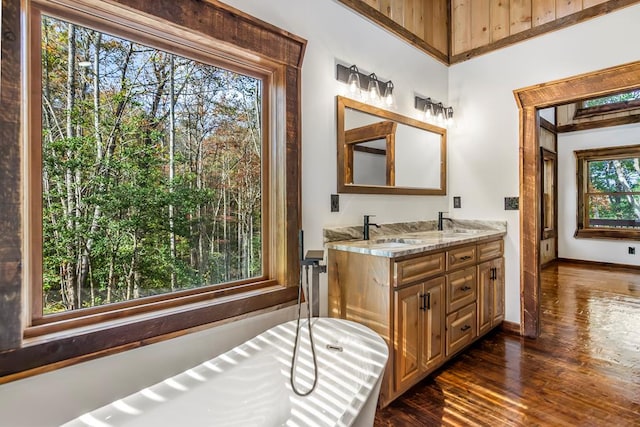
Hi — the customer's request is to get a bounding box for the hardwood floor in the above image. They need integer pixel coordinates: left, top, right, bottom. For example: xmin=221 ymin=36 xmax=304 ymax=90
xmin=374 ymin=260 xmax=640 ymax=426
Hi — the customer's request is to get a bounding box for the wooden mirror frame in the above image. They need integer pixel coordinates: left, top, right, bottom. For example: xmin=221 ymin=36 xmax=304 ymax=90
xmin=337 ymin=95 xmax=447 ymax=195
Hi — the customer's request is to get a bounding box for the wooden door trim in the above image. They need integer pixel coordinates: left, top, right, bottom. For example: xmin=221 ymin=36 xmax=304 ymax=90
xmin=513 ymin=60 xmax=640 ymax=338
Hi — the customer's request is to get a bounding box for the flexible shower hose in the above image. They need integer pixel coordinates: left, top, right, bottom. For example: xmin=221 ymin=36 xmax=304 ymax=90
xmin=290 ymin=264 xmax=319 ymax=396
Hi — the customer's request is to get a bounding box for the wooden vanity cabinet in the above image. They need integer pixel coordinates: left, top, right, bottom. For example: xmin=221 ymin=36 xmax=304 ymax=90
xmin=328 ymin=236 xmax=505 ymax=407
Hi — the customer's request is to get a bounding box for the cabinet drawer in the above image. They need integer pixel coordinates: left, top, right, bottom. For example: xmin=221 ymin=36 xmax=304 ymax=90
xmin=446 ymin=246 xmax=476 ymax=271
xmin=478 ymin=239 xmax=504 ymax=262
xmin=395 ymin=252 xmax=445 ymax=287
xmin=446 ymin=266 xmax=477 ymax=313
xmin=446 ymin=304 xmax=477 ymax=356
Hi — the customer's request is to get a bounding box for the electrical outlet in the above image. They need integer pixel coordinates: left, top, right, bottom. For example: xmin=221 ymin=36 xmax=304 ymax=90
xmin=629 ymin=246 xmax=636 ymax=255
xmin=504 ymin=197 xmax=519 ymax=210
xmin=453 ymin=196 xmax=461 ymax=208
xmin=330 ymin=194 xmax=339 ymax=212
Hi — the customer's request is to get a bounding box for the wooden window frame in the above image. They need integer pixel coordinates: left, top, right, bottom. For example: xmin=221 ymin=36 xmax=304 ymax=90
xmin=574 ymin=145 xmax=640 ymax=240
xmin=0 ymin=0 xmax=305 ymax=382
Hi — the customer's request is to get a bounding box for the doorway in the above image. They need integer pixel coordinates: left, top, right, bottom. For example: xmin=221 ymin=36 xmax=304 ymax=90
xmin=514 ymin=61 xmax=640 ymax=338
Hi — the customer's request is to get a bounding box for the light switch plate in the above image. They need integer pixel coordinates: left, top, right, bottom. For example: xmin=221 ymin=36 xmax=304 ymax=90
xmin=453 ymin=196 xmax=461 ymax=208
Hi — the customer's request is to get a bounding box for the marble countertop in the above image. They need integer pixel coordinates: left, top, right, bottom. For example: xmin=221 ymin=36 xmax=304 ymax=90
xmin=324 ymin=220 xmax=506 ymax=258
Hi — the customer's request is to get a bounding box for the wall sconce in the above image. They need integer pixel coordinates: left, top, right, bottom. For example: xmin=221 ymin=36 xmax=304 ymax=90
xmin=415 ymin=96 xmax=454 ymax=126
xmin=337 ymin=63 xmax=394 ymax=106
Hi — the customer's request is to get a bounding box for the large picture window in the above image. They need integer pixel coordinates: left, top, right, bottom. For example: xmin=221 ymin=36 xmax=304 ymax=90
xmin=38 ymin=15 xmax=264 ymax=315
xmin=575 ymin=145 xmax=640 ymax=239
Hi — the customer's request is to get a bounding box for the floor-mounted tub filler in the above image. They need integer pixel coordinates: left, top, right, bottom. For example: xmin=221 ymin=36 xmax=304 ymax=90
xmin=63 ymin=318 xmax=388 ymax=427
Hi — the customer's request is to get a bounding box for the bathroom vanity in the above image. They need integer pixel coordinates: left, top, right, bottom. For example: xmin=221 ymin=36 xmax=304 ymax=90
xmin=325 ymin=221 xmax=506 ymax=407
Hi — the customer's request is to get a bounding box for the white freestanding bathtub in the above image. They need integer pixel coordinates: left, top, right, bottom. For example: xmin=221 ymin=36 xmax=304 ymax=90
xmin=63 ymin=318 xmax=388 ymax=427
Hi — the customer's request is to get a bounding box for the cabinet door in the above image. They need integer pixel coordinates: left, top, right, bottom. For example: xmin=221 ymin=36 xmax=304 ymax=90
xmin=477 ymin=260 xmax=493 ymax=336
xmin=394 ymin=283 xmax=422 ymax=391
xmin=492 ymin=257 xmax=505 ymax=325
xmin=422 ymin=277 xmax=445 ymax=372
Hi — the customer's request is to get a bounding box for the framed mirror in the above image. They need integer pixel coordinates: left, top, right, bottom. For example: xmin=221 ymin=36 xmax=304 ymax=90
xmin=337 ymin=96 xmax=446 ymax=195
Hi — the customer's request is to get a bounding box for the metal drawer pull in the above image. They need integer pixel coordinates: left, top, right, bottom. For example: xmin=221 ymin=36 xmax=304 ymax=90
xmin=461 ymin=325 xmax=471 ymax=332
xmin=460 ymin=285 xmax=471 ymax=291
xmin=460 ymin=255 xmax=472 ymax=261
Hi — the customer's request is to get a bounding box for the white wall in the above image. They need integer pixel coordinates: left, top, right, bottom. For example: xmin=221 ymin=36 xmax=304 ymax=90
xmin=558 ymin=123 xmax=640 ymax=265
xmin=0 ymin=1 xmax=449 ymax=425
xmin=448 ymin=3 xmax=640 ymax=323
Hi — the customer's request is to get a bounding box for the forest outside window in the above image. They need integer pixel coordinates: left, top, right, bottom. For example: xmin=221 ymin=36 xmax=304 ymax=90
xmin=38 ymin=15 xmax=264 ymax=317
xmin=575 ymin=145 xmax=640 ymax=240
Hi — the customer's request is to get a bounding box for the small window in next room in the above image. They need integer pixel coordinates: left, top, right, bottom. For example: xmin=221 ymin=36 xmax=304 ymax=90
xmin=574 ymin=89 xmax=640 ymax=118
xmin=575 ymin=145 xmax=640 ymax=239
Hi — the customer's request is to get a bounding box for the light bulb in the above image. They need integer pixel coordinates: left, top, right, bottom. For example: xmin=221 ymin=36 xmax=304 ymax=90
xmin=349 ymin=79 xmax=358 ymax=93
xmin=368 ymin=73 xmax=380 ymax=102
xmin=436 ymin=104 xmax=445 ymax=123
xmin=424 ymin=102 xmax=432 ymax=120
xmin=369 ymin=84 xmax=380 ymax=101
xmin=383 ymin=81 xmax=394 ymax=106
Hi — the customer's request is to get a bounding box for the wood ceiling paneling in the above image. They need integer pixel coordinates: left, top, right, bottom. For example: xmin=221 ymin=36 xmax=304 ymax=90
xmin=338 ymin=0 xmax=640 ymax=64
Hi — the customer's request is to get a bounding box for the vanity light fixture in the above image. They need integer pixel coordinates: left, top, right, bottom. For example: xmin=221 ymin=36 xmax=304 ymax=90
xmin=415 ymin=96 xmax=454 ymax=127
xmin=337 ymin=63 xmax=394 ymax=106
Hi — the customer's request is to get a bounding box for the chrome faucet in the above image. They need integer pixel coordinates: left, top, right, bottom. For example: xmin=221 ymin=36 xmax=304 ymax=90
xmin=363 ymin=215 xmax=381 ymax=240
xmin=438 ymin=211 xmax=453 ymax=231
